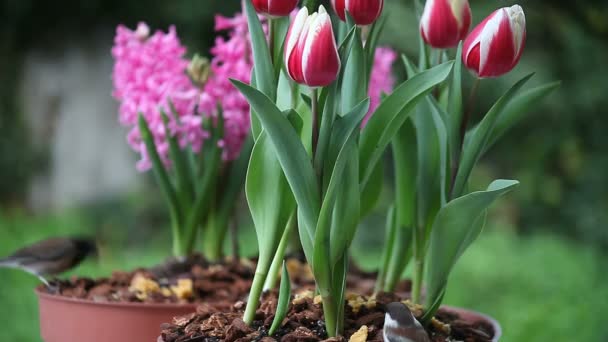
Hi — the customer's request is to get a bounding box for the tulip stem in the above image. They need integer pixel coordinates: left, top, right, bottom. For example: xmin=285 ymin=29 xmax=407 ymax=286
xmin=311 ymin=88 xmax=320 ymax=155
xmin=269 ymin=19 xmax=275 ymax=65
xmin=450 ymin=77 xmax=481 ymax=199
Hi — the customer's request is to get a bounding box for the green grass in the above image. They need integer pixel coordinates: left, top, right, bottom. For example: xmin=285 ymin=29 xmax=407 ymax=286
xmin=1 ymin=211 xmax=607 ymax=342
xmin=443 ymin=230 xmax=608 ymax=342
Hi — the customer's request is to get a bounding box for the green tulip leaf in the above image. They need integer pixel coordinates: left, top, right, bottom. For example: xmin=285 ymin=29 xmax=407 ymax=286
xmin=246 ymin=133 xmax=296 ymax=265
xmin=268 ymin=261 xmax=292 ymax=336
xmin=341 ymin=28 xmax=366 ymax=115
xmin=392 ymin=119 xmax=417 ymax=228
xmin=329 ymin=142 xmax=361 ymax=266
xmin=323 ymin=98 xmax=370 ymax=191
xmin=364 ymin=14 xmax=387 ymax=75
xmin=448 ymin=43 xmax=463 ymax=163
xmin=451 ymin=73 xmax=533 ymax=198
xmin=424 ymin=179 xmax=519 ymax=318
xmin=244 ymin=0 xmax=275 ymax=101
xmin=359 ymin=157 xmax=383 ymax=218
xmin=359 ymin=61 xmax=453 ymax=188
xmin=231 ymin=80 xmax=321 ymax=253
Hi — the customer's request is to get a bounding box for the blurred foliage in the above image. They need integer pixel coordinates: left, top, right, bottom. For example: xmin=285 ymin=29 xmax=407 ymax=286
xmin=381 ymin=0 xmax=608 ymax=248
xmin=0 ymin=0 xmax=241 ymax=205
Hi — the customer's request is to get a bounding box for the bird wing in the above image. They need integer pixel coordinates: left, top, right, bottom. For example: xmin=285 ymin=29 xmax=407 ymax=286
xmin=9 ymin=238 xmax=76 ymax=263
xmin=384 ymin=326 xmax=431 ymax=342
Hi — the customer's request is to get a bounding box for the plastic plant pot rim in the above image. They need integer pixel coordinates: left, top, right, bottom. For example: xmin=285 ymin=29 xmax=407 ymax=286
xmin=35 ymin=288 xmax=199 ymax=310
xmin=441 ymin=305 xmax=503 ymax=342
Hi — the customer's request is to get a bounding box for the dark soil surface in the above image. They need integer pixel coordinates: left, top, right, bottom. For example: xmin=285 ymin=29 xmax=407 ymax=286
xmin=42 ymin=255 xmax=255 ymax=304
xmin=158 ymin=291 xmax=495 ymax=342
xmin=40 ymin=257 xmax=407 ymax=305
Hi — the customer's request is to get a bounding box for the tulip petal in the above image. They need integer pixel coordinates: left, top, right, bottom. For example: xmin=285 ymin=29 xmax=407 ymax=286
xmin=346 ymin=0 xmax=384 ymax=26
xmin=421 ymin=0 xmax=470 ymax=48
xmin=302 ymin=12 xmax=340 ymax=87
xmin=479 ymin=9 xmax=516 ymax=77
xmin=332 ymin=0 xmax=346 ymax=21
xmin=463 ymin=5 xmax=526 ymax=78
xmin=285 ymin=8 xmax=309 ymax=83
xmin=285 ymin=6 xmax=340 ymax=87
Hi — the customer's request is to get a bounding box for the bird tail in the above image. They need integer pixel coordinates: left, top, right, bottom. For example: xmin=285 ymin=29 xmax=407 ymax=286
xmin=0 ymin=258 xmax=18 ymax=269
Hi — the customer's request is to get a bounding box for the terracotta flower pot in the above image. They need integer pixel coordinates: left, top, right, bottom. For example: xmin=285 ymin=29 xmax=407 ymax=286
xmin=36 ymin=289 xmax=197 ymax=342
xmin=441 ymin=306 xmax=502 ymax=342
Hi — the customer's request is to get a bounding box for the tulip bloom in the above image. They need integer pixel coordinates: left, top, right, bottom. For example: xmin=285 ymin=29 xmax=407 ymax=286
xmin=331 ymin=0 xmax=384 ymax=26
xmin=284 ymin=6 xmax=340 ymax=87
xmin=420 ymin=0 xmax=471 ymax=48
xmin=252 ymin=0 xmax=299 ymax=17
xmin=462 ymin=5 xmax=526 ymax=78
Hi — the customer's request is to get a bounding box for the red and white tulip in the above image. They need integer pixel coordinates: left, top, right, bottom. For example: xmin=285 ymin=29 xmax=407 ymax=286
xmin=420 ymin=0 xmax=471 ymax=48
xmin=251 ymin=0 xmax=300 ymax=17
xmin=462 ymin=5 xmax=526 ymax=78
xmin=284 ymin=6 xmax=341 ymax=87
xmin=331 ymin=0 xmax=384 ymax=26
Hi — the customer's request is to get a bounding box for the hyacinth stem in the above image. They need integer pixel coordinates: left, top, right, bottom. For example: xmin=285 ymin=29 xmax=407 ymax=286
xmin=263 ymin=213 xmax=296 ymax=291
xmin=202 ymin=209 xmax=228 ymax=261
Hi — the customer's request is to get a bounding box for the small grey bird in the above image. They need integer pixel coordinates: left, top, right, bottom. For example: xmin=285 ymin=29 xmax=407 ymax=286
xmin=383 ymin=302 xmax=431 ymax=342
xmin=0 ymin=237 xmax=97 ymax=286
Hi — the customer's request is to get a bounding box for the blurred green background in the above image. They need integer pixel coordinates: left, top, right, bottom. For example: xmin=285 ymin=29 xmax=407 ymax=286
xmin=1 ymin=0 xmax=607 ymax=341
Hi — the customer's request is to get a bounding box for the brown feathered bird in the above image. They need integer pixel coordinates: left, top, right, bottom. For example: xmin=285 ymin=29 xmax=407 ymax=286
xmin=0 ymin=237 xmax=96 ymax=286
xmin=383 ymin=302 xmax=431 ymax=342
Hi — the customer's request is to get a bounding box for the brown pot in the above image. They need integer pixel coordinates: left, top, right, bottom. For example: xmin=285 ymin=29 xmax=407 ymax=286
xmin=36 ymin=289 xmax=197 ymax=342
xmin=441 ymin=306 xmax=502 ymax=342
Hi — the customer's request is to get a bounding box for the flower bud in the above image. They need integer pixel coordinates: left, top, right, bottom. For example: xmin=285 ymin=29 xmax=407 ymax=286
xmin=252 ymin=0 xmax=299 ymax=17
xmin=187 ymin=54 xmax=211 ymax=87
xmin=462 ymin=5 xmax=526 ymax=78
xmin=420 ymin=0 xmax=471 ymax=48
xmin=331 ymin=0 xmax=384 ymax=26
xmin=284 ymin=6 xmax=341 ymax=87
xmin=135 ymin=22 xmax=150 ymax=41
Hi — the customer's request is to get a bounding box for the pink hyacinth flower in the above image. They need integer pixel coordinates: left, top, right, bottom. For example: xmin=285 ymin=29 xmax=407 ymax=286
xmin=363 ymin=47 xmax=398 ymax=127
xmin=112 ymin=16 xmax=253 ymax=171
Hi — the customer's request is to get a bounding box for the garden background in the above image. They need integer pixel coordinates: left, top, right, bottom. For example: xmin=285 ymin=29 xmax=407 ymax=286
xmin=1 ymin=0 xmax=607 ymax=341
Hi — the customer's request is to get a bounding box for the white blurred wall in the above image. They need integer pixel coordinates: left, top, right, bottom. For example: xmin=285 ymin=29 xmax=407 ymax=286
xmin=21 ymin=31 xmax=142 ymax=211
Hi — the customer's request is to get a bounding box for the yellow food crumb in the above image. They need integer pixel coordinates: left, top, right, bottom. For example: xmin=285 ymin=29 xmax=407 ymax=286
xmin=431 ymin=317 xmax=451 ymax=335
xmin=313 ymin=295 xmax=323 ymax=305
xmin=171 ymin=278 xmax=194 ymax=300
xmin=349 ymin=325 xmax=368 ymax=342
xmin=286 ymin=259 xmax=314 ymax=281
xmin=347 ymin=294 xmax=376 ymax=314
xmin=292 ymin=290 xmax=315 ymax=304
xmin=129 ymin=274 xmax=160 ymax=300
xmin=401 ymin=299 xmax=424 ymax=318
